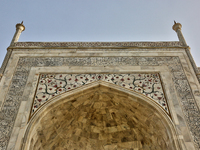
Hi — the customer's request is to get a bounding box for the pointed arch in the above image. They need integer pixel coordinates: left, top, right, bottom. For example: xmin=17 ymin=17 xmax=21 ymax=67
xmin=23 ymin=81 xmax=181 ymax=150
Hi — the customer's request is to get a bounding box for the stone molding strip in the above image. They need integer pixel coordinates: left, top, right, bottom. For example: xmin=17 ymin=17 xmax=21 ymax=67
xmin=10 ymin=41 xmax=184 ymax=48
xmin=184 ymin=48 xmax=200 ymax=83
xmin=0 ymin=49 xmax=13 ymax=81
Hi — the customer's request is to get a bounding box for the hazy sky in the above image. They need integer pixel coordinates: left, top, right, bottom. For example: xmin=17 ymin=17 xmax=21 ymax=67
xmin=1 ymin=1 xmax=200 ymax=67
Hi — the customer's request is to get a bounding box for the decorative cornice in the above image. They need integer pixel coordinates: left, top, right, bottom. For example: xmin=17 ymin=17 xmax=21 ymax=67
xmin=9 ymin=41 xmax=184 ymax=49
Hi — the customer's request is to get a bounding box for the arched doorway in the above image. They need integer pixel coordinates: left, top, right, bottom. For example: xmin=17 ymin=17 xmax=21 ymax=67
xmin=23 ymin=81 xmax=181 ymax=150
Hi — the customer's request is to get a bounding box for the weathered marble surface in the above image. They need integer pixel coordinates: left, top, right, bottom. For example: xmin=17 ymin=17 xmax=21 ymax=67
xmin=0 ymin=55 xmax=199 ymax=150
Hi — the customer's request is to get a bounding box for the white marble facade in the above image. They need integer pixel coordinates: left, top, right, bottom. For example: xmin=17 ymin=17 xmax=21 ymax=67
xmin=0 ymin=22 xmax=200 ymax=150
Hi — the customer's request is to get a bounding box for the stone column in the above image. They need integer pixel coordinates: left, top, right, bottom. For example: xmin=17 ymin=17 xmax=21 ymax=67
xmin=10 ymin=21 xmax=25 ymax=46
xmin=0 ymin=22 xmax=25 ymax=81
xmin=172 ymin=21 xmax=187 ymax=46
xmin=173 ymin=22 xmax=200 ymax=83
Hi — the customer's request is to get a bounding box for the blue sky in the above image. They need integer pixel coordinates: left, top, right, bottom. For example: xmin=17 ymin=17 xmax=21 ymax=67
xmin=1 ymin=1 xmax=200 ymax=66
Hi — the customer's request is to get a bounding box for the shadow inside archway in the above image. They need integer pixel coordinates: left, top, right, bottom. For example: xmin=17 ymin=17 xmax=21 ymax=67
xmin=24 ymin=82 xmax=180 ymax=150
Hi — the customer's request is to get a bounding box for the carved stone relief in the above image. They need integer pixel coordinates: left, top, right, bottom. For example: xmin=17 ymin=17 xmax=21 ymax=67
xmin=0 ymin=56 xmax=200 ymax=149
xmin=13 ymin=41 xmax=183 ymax=48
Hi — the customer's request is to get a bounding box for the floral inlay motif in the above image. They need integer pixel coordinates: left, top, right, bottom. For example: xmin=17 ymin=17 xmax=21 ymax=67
xmin=32 ymin=73 xmax=168 ymax=116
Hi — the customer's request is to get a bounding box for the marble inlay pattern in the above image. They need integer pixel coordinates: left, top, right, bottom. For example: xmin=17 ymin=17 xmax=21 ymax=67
xmin=0 ymin=56 xmax=200 ymax=149
xmin=13 ymin=41 xmax=183 ymax=48
xmin=32 ymin=73 xmax=168 ymax=116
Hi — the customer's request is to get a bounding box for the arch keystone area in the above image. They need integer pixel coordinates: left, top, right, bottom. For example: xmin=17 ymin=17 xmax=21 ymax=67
xmin=23 ymin=81 xmax=181 ymax=150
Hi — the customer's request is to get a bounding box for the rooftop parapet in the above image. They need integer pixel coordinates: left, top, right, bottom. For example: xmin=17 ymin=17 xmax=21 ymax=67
xmin=9 ymin=41 xmax=185 ymax=49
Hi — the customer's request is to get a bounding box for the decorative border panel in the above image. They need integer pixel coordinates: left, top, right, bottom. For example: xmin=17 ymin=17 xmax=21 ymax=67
xmin=0 ymin=56 xmax=200 ymax=149
xmin=32 ymin=73 xmax=168 ymax=116
xmin=13 ymin=41 xmax=183 ymax=48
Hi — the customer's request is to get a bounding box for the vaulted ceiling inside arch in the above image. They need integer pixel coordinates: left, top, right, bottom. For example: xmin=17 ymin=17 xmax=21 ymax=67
xmin=30 ymin=86 xmax=174 ymax=150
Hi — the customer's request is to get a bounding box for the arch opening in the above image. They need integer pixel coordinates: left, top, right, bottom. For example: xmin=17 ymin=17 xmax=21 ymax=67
xmin=24 ymin=82 xmax=180 ymax=150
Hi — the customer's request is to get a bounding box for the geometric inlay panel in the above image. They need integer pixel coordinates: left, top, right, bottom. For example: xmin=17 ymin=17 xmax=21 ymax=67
xmin=32 ymin=73 xmax=168 ymax=117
